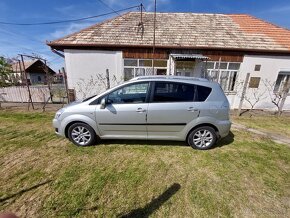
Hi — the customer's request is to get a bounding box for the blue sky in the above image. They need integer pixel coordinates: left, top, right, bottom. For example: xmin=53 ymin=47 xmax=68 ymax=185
xmin=1 ymin=0 xmax=290 ymax=71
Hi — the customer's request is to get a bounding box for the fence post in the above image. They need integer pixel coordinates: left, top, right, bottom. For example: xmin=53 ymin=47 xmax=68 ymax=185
xmin=61 ymin=67 xmax=69 ymax=103
xmin=237 ymin=73 xmax=250 ymax=116
xmin=44 ymin=60 xmax=53 ymax=102
xmin=20 ymin=55 xmax=34 ymax=110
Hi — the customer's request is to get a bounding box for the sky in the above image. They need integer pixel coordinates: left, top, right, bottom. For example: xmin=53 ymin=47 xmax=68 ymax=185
xmin=1 ymin=0 xmax=290 ymax=71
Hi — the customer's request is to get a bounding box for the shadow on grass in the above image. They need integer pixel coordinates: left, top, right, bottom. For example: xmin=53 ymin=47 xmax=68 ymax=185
xmin=215 ymin=131 xmax=235 ymax=148
xmin=99 ymin=131 xmax=235 ymax=149
xmin=118 ymin=183 xmax=181 ymax=218
xmin=100 ymin=139 xmax=187 ymax=147
xmin=0 ymin=180 xmax=52 ymax=204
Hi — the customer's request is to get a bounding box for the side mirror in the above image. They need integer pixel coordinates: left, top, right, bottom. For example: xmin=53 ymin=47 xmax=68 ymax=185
xmin=100 ymin=98 xmax=106 ymax=109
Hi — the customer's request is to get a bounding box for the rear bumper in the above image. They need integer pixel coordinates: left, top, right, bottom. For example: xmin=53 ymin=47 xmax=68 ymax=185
xmin=217 ymin=120 xmax=231 ymax=138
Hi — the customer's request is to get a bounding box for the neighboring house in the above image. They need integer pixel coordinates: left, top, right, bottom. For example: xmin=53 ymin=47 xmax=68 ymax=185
xmin=10 ymin=59 xmax=56 ymax=85
xmin=47 ymin=12 xmax=290 ymax=110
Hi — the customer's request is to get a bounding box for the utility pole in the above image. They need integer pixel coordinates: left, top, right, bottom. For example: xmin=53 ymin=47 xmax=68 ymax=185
xmin=20 ymin=54 xmax=34 ymax=110
xmin=152 ymin=0 xmax=157 ymax=75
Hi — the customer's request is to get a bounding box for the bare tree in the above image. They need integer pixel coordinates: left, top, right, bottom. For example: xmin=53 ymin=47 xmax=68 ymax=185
xmin=263 ymin=79 xmax=289 ymax=115
xmin=236 ymin=79 xmax=267 ymax=116
xmin=76 ymin=72 xmax=123 ymax=100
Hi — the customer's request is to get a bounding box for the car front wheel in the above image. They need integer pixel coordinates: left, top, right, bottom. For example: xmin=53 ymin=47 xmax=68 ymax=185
xmin=187 ymin=126 xmax=217 ymax=150
xmin=68 ymin=122 xmax=97 ymax=146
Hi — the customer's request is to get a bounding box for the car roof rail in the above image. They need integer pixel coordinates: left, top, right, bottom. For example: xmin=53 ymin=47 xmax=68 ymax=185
xmin=130 ymin=75 xmax=209 ymax=82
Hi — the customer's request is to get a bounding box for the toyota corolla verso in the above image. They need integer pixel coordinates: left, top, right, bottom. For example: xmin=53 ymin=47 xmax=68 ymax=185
xmin=53 ymin=76 xmax=231 ymax=150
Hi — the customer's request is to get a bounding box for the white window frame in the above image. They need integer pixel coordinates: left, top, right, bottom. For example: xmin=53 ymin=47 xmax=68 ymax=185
xmin=206 ymin=61 xmax=240 ymax=93
xmin=274 ymin=72 xmax=290 ymax=93
xmin=124 ymin=58 xmax=168 ymax=80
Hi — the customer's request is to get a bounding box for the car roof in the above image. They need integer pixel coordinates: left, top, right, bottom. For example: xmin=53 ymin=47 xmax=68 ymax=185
xmin=129 ymin=76 xmax=216 ymax=87
xmin=130 ymin=75 xmax=209 ymax=83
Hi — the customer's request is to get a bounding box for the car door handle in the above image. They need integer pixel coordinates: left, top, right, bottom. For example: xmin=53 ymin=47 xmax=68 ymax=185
xmin=136 ymin=108 xmax=146 ymax=113
xmin=187 ymin=107 xmax=199 ymax=112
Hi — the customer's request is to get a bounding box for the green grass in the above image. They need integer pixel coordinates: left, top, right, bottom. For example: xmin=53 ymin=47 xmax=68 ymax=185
xmin=232 ymin=114 xmax=290 ymax=137
xmin=0 ymin=110 xmax=290 ymax=217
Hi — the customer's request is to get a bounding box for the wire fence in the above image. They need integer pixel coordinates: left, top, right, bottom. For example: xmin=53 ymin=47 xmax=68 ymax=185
xmin=0 ymin=84 xmax=67 ymax=104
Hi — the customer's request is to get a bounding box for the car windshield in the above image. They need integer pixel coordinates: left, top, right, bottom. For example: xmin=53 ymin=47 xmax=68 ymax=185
xmin=82 ymin=95 xmax=97 ymax=102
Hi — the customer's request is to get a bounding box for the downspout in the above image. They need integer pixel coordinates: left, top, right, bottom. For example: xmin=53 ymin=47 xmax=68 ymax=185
xmin=51 ymin=49 xmax=65 ymax=58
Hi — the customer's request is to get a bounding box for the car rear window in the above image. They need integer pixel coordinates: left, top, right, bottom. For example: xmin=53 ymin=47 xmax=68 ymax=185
xmin=195 ymin=85 xmax=212 ymax=101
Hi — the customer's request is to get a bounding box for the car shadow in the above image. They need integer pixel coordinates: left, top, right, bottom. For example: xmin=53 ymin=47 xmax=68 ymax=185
xmin=98 ymin=131 xmax=235 ymax=148
xmin=99 ymin=139 xmax=187 ymax=147
xmin=215 ymin=131 xmax=235 ymax=148
xmin=117 ymin=183 xmax=181 ymax=218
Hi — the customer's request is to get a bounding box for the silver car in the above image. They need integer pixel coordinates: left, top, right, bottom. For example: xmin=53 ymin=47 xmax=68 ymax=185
xmin=53 ymin=76 xmax=231 ymax=150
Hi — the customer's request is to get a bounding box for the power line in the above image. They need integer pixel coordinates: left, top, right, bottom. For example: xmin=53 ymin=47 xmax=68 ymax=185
xmin=0 ymin=5 xmax=139 ymax=26
xmin=0 ymin=27 xmax=44 ymax=44
xmin=96 ymin=0 xmax=121 ymax=16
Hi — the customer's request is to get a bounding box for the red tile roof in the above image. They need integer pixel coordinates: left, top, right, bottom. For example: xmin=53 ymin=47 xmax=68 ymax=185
xmin=229 ymin=14 xmax=290 ymax=50
xmin=47 ymin=12 xmax=290 ymax=52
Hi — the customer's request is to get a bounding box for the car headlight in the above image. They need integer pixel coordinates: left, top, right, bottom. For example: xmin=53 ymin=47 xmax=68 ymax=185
xmin=55 ymin=108 xmax=65 ymax=119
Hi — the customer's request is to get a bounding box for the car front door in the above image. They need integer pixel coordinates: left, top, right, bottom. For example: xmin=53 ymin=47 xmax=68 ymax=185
xmin=95 ymin=82 xmax=150 ymax=139
xmin=146 ymin=81 xmax=200 ymax=140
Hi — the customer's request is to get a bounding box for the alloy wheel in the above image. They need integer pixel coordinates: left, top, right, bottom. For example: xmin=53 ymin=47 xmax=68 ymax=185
xmin=71 ymin=126 xmax=92 ymax=146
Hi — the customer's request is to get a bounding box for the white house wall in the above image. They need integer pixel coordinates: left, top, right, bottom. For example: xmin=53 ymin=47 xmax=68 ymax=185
xmin=230 ymin=55 xmax=290 ymax=110
xmin=64 ymin=49 xmax=123 ymax=99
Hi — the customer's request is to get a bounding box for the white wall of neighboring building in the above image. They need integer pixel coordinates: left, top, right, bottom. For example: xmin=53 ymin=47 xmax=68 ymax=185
xmin=64 ymin=49 xmax=123 ymax=100
xmin=229 ymin=55 xmax=290 ymax=110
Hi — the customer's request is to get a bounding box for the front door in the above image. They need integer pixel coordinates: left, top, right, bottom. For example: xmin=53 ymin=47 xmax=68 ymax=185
xmin=95 ymin=82 xmax=150 ymax=139
xmin=147 ymin=81 xmax=200 ymax=140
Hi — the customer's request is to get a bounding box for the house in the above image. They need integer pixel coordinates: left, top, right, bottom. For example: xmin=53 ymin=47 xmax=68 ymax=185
xmin=47 ymin=12 xmax=290 ymax=110
xmin=11 ymin=59 xmax=56 ymax=85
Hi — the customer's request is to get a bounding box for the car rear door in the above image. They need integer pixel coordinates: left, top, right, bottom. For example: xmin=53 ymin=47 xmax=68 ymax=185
xmin=95 ymin=82 xmax=150 ymax=139
xmin=146 ymin=81 xmax=200 ymax=140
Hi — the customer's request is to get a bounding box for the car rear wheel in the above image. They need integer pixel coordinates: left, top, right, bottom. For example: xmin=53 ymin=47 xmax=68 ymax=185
xmin=187 ymin=126 xmax=217 ymax=150
xmin=68 ymin=123 xmax=97 ymax=146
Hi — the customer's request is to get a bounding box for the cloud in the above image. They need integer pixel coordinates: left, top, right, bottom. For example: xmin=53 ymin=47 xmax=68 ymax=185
xmin=50 ymin=22 xmax=95 ymax=39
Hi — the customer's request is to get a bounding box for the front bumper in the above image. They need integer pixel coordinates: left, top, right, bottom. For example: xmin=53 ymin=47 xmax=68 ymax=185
xmin=53 ymin=118 xmax=64 ymax=136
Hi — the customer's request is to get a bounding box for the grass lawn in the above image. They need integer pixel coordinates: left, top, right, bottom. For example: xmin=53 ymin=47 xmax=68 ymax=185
xmin=0 ymin=110 xmax=290 ymax=217
xmin=232 ymin=114 xmax=290 ymax=137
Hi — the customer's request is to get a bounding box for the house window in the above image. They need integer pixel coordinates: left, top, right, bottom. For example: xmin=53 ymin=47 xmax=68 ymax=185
xmin=37 ymin=76 xmax=41 ymax=82
xmin=274 ymin=72 xmax=290 ymax=92
xmin=249 ymin=77 xmax=261 ymax=88
xmin=254 ymin=64 xmax=261 ymax=71
xmin=123 ymin=58 xmax=168 ymax=81
xmin=206 ymin=61 xmax=240 ymax=92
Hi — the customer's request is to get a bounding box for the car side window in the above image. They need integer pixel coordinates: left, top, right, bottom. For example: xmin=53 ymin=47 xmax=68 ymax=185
xmin=107 ymin=82 xmax=149 ymax=104
xmin=152 ymin=82 xmax=195 ymax=102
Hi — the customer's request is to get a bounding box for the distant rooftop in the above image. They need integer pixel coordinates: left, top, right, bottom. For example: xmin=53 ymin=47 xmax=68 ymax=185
xmin=48 ymin=12 xmax=290 ymax=52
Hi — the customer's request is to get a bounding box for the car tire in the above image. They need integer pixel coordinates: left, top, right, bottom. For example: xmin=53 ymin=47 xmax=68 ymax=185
xmin=68 ymin=122 xmax=97 ymax=146
xmin=187 ymin=126 xmax=217 ymax=150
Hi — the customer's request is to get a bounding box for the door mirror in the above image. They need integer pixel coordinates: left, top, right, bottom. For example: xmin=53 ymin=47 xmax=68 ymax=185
xmin=100 ymin=98 xmax=106 ymax=109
